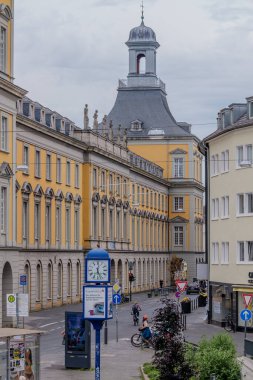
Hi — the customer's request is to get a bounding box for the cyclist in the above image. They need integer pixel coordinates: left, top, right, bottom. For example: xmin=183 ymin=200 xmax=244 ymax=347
xmin=139 ymin=314 xmax=152 ymax=347
xmin=132 ymin=302 xmax=141 ymax=325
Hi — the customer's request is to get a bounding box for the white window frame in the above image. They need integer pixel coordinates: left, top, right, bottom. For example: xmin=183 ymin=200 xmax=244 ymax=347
xmin=66 ymin=161 xmax=71 ymax=185
xmin=237 ymin=241 xmax=253 ymax=264
xmin=101 ymin=171 xmax=106 ymax=191
xmin=46 ymin=153 xmax=51 ymax=180
xmin=250 ymin=101 xmax=253 ymax=119
xmin=56 ymin=157 xmax=61 ymax=183
xmin=220 ymin=150 xmax=229 ymax=173
xmin=0 ymin=25 xmax=7 ymax=73
xmin=237 ymin=145 xmax=252 ymax=168
xmin=237 ymin=193 xmax=253 ymax=217
xmin=211 ymin=242 xmax=219 ymax=264
xmin=221 ymin=196 xmax=229 ymax=219
xmin=23 ymin=145 xmax=29 ymax=173
xmin=173 ymin=157 xmax=184 ymax=178
xmin=211 ymin=198 xmax=219 ymax=220
xmin=75 ymin=163 xmax=79 ymax=188
xmin=174 ymin=226 xmax=184 ymax=246
xmin=0 ymin=115 xmax=8 ymax=151
xmin=174 ymin=196 xmax=184 ymax=212
xmin=221 ymin=242 xmax=229 ymax=264
xmin=35 ymin=149 xmax=41 ymax=177
xmin=0 ymin=186 xmax=7 ymax=234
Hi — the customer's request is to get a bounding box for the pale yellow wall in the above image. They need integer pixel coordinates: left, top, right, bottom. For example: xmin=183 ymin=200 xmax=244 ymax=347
xmin=0 ymin=0 xmax=13 ymax=78
xmin=16 ymin=139 xmax=82 ymax=248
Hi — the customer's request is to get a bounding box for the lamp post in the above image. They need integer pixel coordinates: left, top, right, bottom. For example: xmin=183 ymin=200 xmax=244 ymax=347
xmin=128 ymin=261 xmax=135 ymax=302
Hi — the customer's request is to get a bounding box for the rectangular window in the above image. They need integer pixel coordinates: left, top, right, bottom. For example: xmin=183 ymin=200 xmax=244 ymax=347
xmin=123 ymin=213 xmax=127 ymax=240
xmin=250 ymin=102 xmax=253 ymax=118
xmin=123 ymin=179 xmax=127 ymax=196
xmin=56 ymin=206 xmax=61 ymax=246
xmin=116 ymin=176 xmax=121 ymax=196
xmin=23 ymin=145 xmax=29 ymax=172
xmin=221 ymin=196 xmax=229 ymax=218
xmin=101 ymin=208 xmax=106 ymax=240
xmin=132 ymin=184 xmax=135 ymax=204
xmin=238 ymin=194 xmax=244 ymax=214
xmin=116 ymin=211 xmax=120 ymax=241
xmin=66 ymin=161 xmax=71 ymax=185
xmin=212 ymin=242 xmax=219 ymax=264
xmin=221 ymin=150 xmax=229 ymax=172
xmin=146 ymin=189 xmax=149 ymax=206
xmin=1 ymin=116 xmax=8 ymax=151
xmin=22 ymin=201 xmax=28 ymax=241
xmin=45 ymin=204 xmax=51 ymax=243
xmin=137 ymin=186 xmax=140 ymax=204
xmin=132 ymin=216 xmax=135 ymax=247
xmin=238 ymin=241 xmax=245 ymax=262
xmin=93 ymin=168 xmax=97 ymax=188
xmin=34 ymin=202 xmax=40 ymax=242
xmin=150 ymin=191 xmax=153 ymax=207
xmin=211 ymin=155 xmax=215 ymax=176
xmin=142 ymin=188 xmax=145 ymax=206
xmin=237 ymin=145 xmax=252 ymax=167
xmin=215 ymin=154 xmax=219 ymax=174
xmin=74 ymin=209 xmax=79 ymax=248
xmin=66 ymin=208 xmax=71 ymax=247
xmin=174 ymin=226 xmax=183 ymax=246
xmin=46 ymin=154 xmax=51 ymax=180
xmin=248 ymin=193 xmax=253 ymax=213
xmin=248 ymin=241 xmax=253 ymax=261
xmin=154 ymin=193 xmax=157 ymax=209
xmin=109 ymin=209 xmax=113 ymax=241
xmin=93 ymin=207 xmax=97 ymax=239
xmin=158 ymin=194 xmax=160 ymax=210
xmin=101 ymin=171 xmax=106 ymax=191
xmin=174 ymin=157 xmax=184 ymax=178
xmin=221 ymin=242 xmax=229 ymax=264
xmin=35 ymin=150 xmax=41 ymax=177
xmin=0 ymin=26 xmax=7 ymax=72
xmin=75 ymin=164 xmax=79 ymax=188
xmin=0 ymin=187 xmax=7 ymax=233
xmin=56 ymin=157 xmax=61 ymax=183
xmin=174 ymin=197 xmax=184 ymax=211
xmin=109 ymin=174 xmax=113 ymax=192
xmin=211 ymin=198 xmax=219 ymax=219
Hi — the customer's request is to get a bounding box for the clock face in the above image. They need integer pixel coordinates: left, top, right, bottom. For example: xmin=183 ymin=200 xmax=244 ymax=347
xmin=87 ymin=260 xmax=109 ymax=282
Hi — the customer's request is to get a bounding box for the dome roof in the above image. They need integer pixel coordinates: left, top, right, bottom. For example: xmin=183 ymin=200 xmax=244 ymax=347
xmin=128 ymin=22 xmax=156 ymax=43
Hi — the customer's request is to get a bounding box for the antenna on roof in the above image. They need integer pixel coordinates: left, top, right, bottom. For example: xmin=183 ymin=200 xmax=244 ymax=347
xmin=141 ymin=0 xmax=144 ymax=25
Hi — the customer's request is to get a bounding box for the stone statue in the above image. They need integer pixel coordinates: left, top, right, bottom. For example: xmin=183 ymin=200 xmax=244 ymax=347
xmin=117 ymin=124 xmax=121 ymax=145
xmin=109 ymin=120 xmax=113 ymax=140
xmin=93 ymin=110 xmax=98 ymax=130
xmin=123 ymin=128 xmax=128 ymax=147
xmin=83 ymin=104 xmax=89 ymax=129
xmin=102 ymin=115 xmax=107 ymax=136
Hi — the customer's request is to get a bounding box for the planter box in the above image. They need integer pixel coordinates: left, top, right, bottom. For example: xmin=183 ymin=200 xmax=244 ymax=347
xmin=181 ymin=301 xmax=191 ymax=314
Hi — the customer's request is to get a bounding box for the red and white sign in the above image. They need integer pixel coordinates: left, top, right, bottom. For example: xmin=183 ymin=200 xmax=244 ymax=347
xmin=242 ymin=293 xmax=253 ymax=308
xmin=176 ymin=280 xmax=188 ymax=293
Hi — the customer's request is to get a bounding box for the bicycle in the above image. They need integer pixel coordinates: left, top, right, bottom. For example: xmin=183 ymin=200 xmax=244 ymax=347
xmin=131 ymin=332 xmax=154 ymax=348
xmin=224 ymin=314 xmax=236 ymax=332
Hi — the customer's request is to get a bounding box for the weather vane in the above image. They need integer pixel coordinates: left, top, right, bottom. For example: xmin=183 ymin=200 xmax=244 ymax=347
xmin=141 ymin=0 xmax=144 ymax=24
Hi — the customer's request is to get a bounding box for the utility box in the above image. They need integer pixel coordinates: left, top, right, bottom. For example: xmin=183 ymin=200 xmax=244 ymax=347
xmin=65 ymin=311 xmax=91 ymax=369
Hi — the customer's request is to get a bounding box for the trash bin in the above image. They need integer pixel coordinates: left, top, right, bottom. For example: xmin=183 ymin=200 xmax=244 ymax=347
xmin=181 ymin=302 xmax=191 ymax=314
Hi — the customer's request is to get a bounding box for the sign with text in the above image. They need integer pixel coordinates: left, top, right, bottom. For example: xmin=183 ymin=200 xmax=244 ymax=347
xmin=19 ymin=274 xmax=27 ymax=286
xmin=83 ymin=286 xmax=113 ymax=320
xmin=7 ymin=294 xmax=17 ymax=317
xmin=18 ymin=293 xmax=29 ymax=317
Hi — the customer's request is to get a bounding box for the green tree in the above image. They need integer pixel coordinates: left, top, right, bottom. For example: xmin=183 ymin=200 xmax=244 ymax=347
xmin=152 ymin=298 xmax=194 ymax=380
xmin=192 ymin=333 xmax=241 ymax=380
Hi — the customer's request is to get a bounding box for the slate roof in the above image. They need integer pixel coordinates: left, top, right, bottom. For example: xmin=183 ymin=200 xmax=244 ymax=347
xmin=104 ymin=87 xmax=192 ymax=138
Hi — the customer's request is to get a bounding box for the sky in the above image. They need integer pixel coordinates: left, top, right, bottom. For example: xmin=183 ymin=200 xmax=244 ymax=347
xmin=14 ymin=0 xmax=253 ymax=139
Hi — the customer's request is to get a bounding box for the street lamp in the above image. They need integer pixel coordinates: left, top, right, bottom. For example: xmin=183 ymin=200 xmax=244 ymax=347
xmin=128 ymin=261 xmax=135 ymax=302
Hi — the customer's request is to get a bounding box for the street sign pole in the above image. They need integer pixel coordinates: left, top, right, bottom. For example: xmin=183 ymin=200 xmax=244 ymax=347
xmin=245 ymin=319 xmax=247 ymax=340
xmin=116 ymin=303 xmax=118 ymax=343
xmin=91 ymin=320 xmax=103 ymax=380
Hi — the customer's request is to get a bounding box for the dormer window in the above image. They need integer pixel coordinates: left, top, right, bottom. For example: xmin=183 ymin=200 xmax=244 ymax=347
xmin=131 ymin=119 xmax=143 ymax=131
xmin=249 ymin=102 xmax=253 ymax=119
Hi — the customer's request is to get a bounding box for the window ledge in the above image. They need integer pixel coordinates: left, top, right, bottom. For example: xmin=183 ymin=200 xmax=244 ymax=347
xmin=220 ymin=262 xmax=229 ymax=265
xmin=211 ymin=174 xmax=219 ymax=178
xmin=211 ymin=218 xmax=219 ymax=221
xmin=46 ymin=178 xmax=52 ymax=182
xmin=0 ymin=149 xmax=9 ymax=154
xmin=236 ymin=214 xmax=253 ymax=218
xmin=56 ymin=180 xmax=62 ymax=184
xmin=34 ymin=175 xmax=41 ymax=179
xmin=220 ymin=216 xmax=229 ymax=220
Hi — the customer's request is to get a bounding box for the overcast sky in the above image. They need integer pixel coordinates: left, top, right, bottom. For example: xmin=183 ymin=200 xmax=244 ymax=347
xmin=14 ymin=0 xmax=253 ymax=139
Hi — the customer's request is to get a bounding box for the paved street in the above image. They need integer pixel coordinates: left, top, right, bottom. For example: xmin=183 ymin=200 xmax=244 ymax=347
xmin=24 ymin=292 xmax=251 ymax=379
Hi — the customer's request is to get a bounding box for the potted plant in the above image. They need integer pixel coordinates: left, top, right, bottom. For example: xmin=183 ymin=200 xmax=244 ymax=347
xmin=181 ymin=297 xmax=191 ymax=314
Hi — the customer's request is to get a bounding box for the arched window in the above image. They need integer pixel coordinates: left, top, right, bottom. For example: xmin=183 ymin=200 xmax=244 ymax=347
xmin=57 ymin=261 xmax=62 ymax=298
xmin=76 ymin=261 xmax=81 ymax=296
xmin=36 ymin=262 xmax=42 ymax=302
xmin=47 ymin=262 xmax=53 ymax=299
xmin=67 ymin=261 xmax=72 ymax=296
xmin=137 ymin=54 xmax=146 ymax=74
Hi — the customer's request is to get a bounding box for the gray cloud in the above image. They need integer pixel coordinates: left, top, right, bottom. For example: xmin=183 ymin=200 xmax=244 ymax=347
xmin=14 ymin=0 xmax=253 ymax=140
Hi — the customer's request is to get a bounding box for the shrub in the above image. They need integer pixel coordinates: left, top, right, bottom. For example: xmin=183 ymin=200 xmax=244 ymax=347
xmin=152 ymin=298 xmax=194 ymax=380
xmin=143 ymin=363 xmax=160 ymax=380
xmin=192 ymin=333 xmax=241 ymax=380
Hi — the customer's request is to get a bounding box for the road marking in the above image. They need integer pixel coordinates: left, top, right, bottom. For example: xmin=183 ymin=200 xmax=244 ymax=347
xmin=39 ymin=322 xmax=59 ymax=328
xmin=119 ymin=338 xmax=130 ymax=341
xmin=60 ymin=320 xmax=64 ymax=322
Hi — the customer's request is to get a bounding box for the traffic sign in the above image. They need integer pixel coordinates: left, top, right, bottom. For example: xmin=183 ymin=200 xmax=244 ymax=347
xmin=242 ymin=294 xmax=253 ymax=308
xmin=240 ymin=309 xmax=252 ymax=321
xmin=113 ymin=294 xmax=121 ymax=305
xmin=113 ymin=283 xmax=121 ymax=293
xmin=176 ymin=281 xmax=188 ymax=293
xmin=175 ymin=291 xmax=181 ymax=298
xmin=20 ymin=274 xmax=27 ymax=286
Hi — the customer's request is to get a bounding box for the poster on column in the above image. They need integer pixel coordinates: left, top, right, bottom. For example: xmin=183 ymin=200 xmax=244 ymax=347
xmin=18 ymin=293 xmax=29 ymax=317
xmin=107 ymin=287 xmax=113 ymax=318
xmin=83 ymin=287 xmax=106 ymax=319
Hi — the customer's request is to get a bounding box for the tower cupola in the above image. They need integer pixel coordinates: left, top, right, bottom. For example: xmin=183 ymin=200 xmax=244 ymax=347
xmin=125 ymin=7 xmax=160 ymax=88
